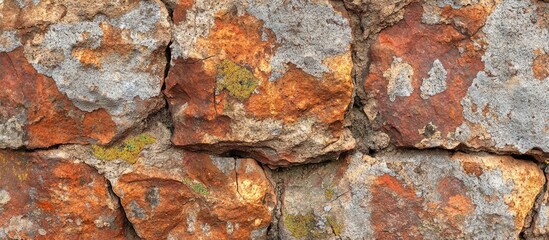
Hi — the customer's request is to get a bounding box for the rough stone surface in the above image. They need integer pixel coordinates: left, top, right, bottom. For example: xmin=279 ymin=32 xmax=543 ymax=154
xmin=165 ymin=0 xmax=355 ymax=166
xmin=0 ymin=150 xmax=128 ymax=239
xmin=1 ymin=0 xmax=547 ymax=239
xmin=0 ymin=0 xmax=171 ymax=149
xmin=272 ymin=150 xmax=545 ymax=239
xmin=53 ymin=119 xmax=276 ymax=239
xmin=364 ymin=0 xmax=549 ymax=159
xmin=524 ymin=169 xmax=549 ymax=239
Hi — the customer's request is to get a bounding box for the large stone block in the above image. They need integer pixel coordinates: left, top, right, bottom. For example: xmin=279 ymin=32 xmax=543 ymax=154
xmin=0 ymin=0 xmax=171 ymax=148
xmin=364 ymin=0 xmax=549 ymax=159
xmin=165 ymin=0 xmax=356 ymax=166
xmin=273 ymin=150 xmax=544 ymax=239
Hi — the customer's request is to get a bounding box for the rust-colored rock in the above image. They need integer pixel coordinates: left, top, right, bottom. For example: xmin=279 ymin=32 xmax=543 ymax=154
xmin=0 ymin=150 xmax=128 ymax=239
xmin=0 ymin=48 xmax=117 ymax=148
xmin=165 ymin=0 xmax=355 ymax=166
xmin=272 ymin=150 xmax=545 ymax=239
xmin=0 ymin=0 xmax=171 ymax=149
xmin=58 ymin=118 xmax=276 ymax=239
xmin=533 ymin=53 xmax=549 ymax=80
xmin=363 ymin=0 xmax=549 ymax=159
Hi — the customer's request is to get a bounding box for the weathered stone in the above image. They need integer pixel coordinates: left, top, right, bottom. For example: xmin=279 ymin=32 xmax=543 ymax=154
xmin=272 ymin=150 xmax=544 ymax=239
xmin=523 ymin=169 xmax=549 ymax=239
xmin=0 ymin=150 xmax=128 ymax=239
xmin=0 ymin=0 xmax=171 ymax=149
xmin=165 ymin=0 xmax=355 ymax=166
xmin=364 ymin=0 xmax=549 ymax=159
xmin=55 ymin=119 xmax=276 ymax=239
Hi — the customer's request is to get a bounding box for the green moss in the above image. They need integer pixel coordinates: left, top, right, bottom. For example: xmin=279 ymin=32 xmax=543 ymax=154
xmin=326 ymin=216 xmax=344 ymax=236
xmin=91 ymin=133 xmax=156 ymax=164
xmin=284 ymin=213 xmax=315 ymax=239
xmin=216 ymin=59 xmax=259 ymax=101
xmin=182 ymin=177 xmax=210 ymax=196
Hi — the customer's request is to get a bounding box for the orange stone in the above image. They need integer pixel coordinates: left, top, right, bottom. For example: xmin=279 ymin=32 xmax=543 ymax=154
xmin=0 ymin=48 xmax=117 ymax=148
xmin=113 ymin=152 xmax=276 ymax=239
xmin=0 ymin=150 xmax=128 ymax=239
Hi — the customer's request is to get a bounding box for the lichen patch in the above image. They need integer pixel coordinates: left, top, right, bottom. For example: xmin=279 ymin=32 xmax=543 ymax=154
xmin=384 ymin=57 xmax=414 ymax=102
xmin=420 ymin=59 xmax=448 ymax=99
xmin=91 ymin=133 xmax=156 ymax=164
xmin=216 ymin=59 xmax=259 ymax=101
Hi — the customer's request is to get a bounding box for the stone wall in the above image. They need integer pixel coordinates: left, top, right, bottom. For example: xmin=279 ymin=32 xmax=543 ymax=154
xmin=0 ymin=0 xmax=548 ymax=239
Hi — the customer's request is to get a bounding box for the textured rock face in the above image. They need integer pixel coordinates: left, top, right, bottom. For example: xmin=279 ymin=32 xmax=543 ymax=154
xmin=0 ymin=0 xmax=171 ymax=148
xmin=524 ymin=169 xmax=549 ymax=239
xmin=1 ymin=0 xmax=548 ymax=238
xmin=0 ymin=150 xmax=128 ymax=239
xmin=165 ymin=0 xmax=355 ymax=166
xmin=273 ymin=150 xmax=545 ymax=239
xmin=54 ymin=119 xmax=276 ymax=239
xmin=364 ymin=0 xmax=549 ymax=159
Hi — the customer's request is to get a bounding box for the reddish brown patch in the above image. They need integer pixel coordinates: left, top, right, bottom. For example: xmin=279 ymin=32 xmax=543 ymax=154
xmin=164 ymin=58 xmax=231 ymax=145
xmin=435 ymin=176 xmax=474 ymax=234
xmin=438 ymin=4 xmax=493 ymax=35
xmin=533 ymin=54 xmax=549 ymax=80
xmin=364 ymin=3 xmax=487 ymax=146
xmin=1 ymin=48 xmax=117 ymax=147
xmin=371 ymin=174 xmax=424 ymax=239
xmin=26 ymin=77 xmax=117 ymax=147
xmin=462 ymin=161 xmax=484 ymax=177
xmin=0 ymin=150 xmax=127 ymax=239
xmin=172 ymin=0 xmax=195 ymax=23
xmin=535 ymin=1 xmax=549 ymax=29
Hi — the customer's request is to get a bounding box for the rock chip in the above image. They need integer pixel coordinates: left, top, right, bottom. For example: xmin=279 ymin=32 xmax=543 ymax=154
xmin=165 ymin=0 xmax=355 ymax=166
xmin=364 ymin=0 xmax=549 ymax=159
xmin=272 ymin=150 xmax=544 ymax=239
xmin=0 ymin=150 xmax=128 ymax=239
xmin=0 ymin=0 xmax=171 ymax=149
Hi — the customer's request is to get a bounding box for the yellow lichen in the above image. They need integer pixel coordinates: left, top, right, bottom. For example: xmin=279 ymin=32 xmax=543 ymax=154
xmin=216 ymin=59 xmax=259 ymax=101
xmin=182 ymin=177 xmax=210 ymax=196
xmin=326 ymin=216 xmax=344 ymax=236
xmin=91 ymin=133 xmax=156 ymax=164
xmin=284 ymin=213 xmax=315 ymax=238
xmin=324 ymin=188 xmax=335 ymax=201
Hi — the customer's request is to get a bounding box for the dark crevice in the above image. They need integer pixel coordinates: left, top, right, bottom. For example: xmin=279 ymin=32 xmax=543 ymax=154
xmin=106 ymin=180 xmax=142 ymax=240
xmin=511 ymin=154 xmax=539 ymax=162
xmin=266 ymin=170 xmax=285 ymax=240
xmin=327 ymin=221 xmax=343 ymax=240
xmin=234 ymin=158 xmax=243 ymax=198
xmin=6 ymin=142 xmax=64 ymax=153
xmin=162 ymin=40 xmax=173 ymax=89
